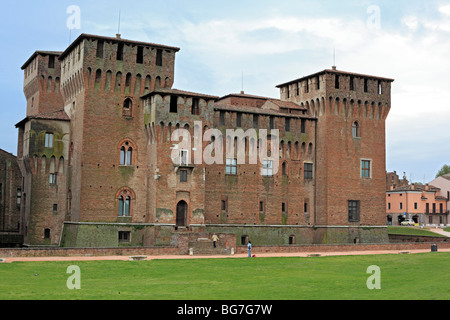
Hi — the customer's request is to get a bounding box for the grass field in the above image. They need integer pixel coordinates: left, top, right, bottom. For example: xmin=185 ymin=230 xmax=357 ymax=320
xmin=387 ymin=226 xmax=448 ymax=237
xmin=0 ymin=253 xmax=449 ymax=300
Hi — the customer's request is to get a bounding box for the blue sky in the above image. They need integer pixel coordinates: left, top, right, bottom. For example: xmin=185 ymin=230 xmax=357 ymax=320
xmin=1 ymin=0 xmax=449 ymax=183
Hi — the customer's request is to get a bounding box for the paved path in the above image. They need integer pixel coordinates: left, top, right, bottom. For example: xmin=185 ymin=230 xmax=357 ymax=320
xmin=2 ymin=248 xmax=449 ymax=263
xmin=429 ymin=228 xmax=450 ymax=237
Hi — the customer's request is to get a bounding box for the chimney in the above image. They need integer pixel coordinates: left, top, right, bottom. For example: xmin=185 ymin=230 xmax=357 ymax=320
xmin=332 ymin=66 xmax=337 ymax=70
xmin=116 ymin=34 xmax=121 ymax=39
xmin=425 ymin=184 xmax=429 ymax=191
xmin=411 ymin=183 xmax=415 ymax=190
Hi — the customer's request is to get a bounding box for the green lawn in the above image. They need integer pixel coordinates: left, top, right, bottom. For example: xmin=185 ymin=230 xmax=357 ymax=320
xmin=0 ymin=253 xmax=449 ymax=300
xmin=387 ymin=226 xmax=448 ymax=237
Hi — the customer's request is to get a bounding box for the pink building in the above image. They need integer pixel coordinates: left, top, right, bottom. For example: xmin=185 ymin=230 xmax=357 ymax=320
xmin=386 ymin=183 xmax=448 ymax=226
xmin=429 ymin=174 xmax=450 ymax=217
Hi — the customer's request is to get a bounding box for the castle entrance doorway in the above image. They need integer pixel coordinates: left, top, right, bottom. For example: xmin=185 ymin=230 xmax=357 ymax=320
xmin=176 ymin=201 xmax=188 ymax=227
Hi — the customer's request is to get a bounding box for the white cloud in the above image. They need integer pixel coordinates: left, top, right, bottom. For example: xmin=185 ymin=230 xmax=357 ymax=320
xmin=438 ymin=4 xmax=450 ymax=16
xmin=402 ymin=15 xmax=419 ymax=31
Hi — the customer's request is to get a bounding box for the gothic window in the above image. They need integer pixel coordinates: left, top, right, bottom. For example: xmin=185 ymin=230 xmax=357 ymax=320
xmin=117 ymin=188 xmax=134 ymax=217
xmin=119 ymin=140 xmax=135 ymax=166
xmin=352 ymin=121 xmax=360 ymax=138
xmin=282 ymin=162 xmax=288 ymax=176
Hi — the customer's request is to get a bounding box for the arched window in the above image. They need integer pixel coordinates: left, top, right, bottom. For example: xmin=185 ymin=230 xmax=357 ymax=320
xmin=119 ymin=140 xmax=136 ymax=166
xmin=117 ymin=188 xmax=134 ymax=217
xmin=118 ymin=196 xmax=124 ymax=216
xmin=123 ymin=98 xmax=133 ymax=117
xmin=282 ymin=162 xmax=288 ymax=176
xmin=352 ymin=121 xmax=360 ymax=138
xmin=118 ymin=195 xmax=131 ymax=217
xmin=120 ymin=146 xmax=133 ymax=166
xmin=47 ymin=77 xmax=53 ymax=92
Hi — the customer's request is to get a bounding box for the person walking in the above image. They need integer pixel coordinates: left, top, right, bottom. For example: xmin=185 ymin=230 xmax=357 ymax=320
xmin=247 ymin=241 xmax=252 ymax=258
xmin=212 ymin=234 xmax=219 ymax=248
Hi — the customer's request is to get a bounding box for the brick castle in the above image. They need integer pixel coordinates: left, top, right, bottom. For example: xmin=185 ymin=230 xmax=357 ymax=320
xmin=15 ymin=33 xmax=393 ymax=247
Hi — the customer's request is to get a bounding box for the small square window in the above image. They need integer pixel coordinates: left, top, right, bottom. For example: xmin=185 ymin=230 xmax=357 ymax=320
xmin=119 ymin=231 xmax=131 ymax=243
xmin=180 ymin=170 xmax=188 ymax=182
xmin=361 ymin=160 xmax=371 ymax=178
xmin=226 ymin=158 xmax=237 ymax=175
xmin=262 ymin=160 xmax=273 ymax=177
xmin=304 ymin=163 xmax=313 ymax=179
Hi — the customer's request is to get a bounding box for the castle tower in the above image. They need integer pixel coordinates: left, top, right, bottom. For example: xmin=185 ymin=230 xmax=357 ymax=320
xmin=16 ymin=51 xmax=69 ymax=246
xmin=56 ymin=34 xmax=180 ymax=246
xmin=277 ymin=67 xmax=393 ymax=243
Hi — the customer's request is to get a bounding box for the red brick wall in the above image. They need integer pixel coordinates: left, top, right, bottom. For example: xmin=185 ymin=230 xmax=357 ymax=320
xmin=0 ymin=242 xmax=448 ymax=258
xmin=280 ymin=71 xmax=392 ymax=230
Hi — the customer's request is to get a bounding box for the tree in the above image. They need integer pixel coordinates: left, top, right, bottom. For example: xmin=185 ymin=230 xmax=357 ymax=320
xmin=436 ymin=164 xmax=450 ymax=178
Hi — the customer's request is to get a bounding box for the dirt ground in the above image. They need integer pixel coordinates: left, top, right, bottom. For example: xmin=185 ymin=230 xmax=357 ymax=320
xmin=2 ymin=247 xmax=449 ymax=263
